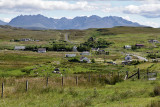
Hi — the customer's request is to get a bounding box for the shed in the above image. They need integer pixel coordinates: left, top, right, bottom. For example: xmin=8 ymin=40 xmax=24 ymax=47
xmin=124 ymin=45 xmax=132 ymax=49
xmin=135 ymin=44 xmax=144 ymax=48
xmin=80 ymin=51 xmax=90 ymax=55
xmin=38 ymin=48 xmax=46 ymax=53
xmin=148 ymin=39 xmax=159 ymax=43
xmin=65 ymin=54 xmax=76 ymax=57
xmin=14 ymin=46 xmax=26 ymax=50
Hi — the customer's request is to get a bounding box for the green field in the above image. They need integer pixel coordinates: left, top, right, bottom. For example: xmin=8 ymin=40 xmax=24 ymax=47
xmin=0 ymin=26 xmax=160 ymax=106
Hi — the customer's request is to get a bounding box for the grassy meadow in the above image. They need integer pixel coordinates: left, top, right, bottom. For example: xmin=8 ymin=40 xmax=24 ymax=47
xmin=0 ymin=26 xmax=160 ymax=106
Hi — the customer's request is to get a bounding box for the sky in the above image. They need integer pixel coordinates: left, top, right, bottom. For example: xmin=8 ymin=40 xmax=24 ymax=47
xmin=0 ymin=0 xmax=160 ymax=27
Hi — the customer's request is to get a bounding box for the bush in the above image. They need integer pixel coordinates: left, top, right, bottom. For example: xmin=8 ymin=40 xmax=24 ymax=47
xmin=68 ymin=58 xmax=80 ymax=62
xmin=130 ymin=60 xmax=141 ymax=65
xmin=147 ymin=101 xmax=160 ymax=107
xmin=91 ymin=59 xmax=95 ymax=63
xmin=21 ymin=68 xmax=32 ymax=74
xmin=105 ymin=75 xmax=124 ymax=85
xmin=154 ymin=86 xmax=160 ymax=96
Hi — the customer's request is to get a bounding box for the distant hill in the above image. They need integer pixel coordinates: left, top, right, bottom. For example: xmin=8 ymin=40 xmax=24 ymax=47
xmin=8 ymin=14 xmax=143 ymax=30
xmin=0 ymin=20 xmax=7 ymax=25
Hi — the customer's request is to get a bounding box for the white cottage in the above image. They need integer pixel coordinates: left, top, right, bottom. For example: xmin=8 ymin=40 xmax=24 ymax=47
xmin=14 ymin=46 xmax=26 ymax=50
xmin=38 ymin=48 xmax=46 ymax=53
xmin=124 ymin=45 xmax=132 ymax=49
xmin=80 ymin=57 xmax=91 ymax=63
xmin=65 ymin=54 xmax=76 ymax=57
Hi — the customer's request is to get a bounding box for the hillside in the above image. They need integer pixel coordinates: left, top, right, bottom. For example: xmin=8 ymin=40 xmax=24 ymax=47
xmin=8 ymin=14 xmax=142 ymax=30
xmin=0 ymin=26 xmax=160 ymax=106
xmin=0 ymin=20 xmax=7 ymax=25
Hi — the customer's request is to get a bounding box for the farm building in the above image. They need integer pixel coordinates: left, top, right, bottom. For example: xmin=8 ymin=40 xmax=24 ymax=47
xmin=135 ymin=44 xmax=144 ymax=48
xmin=38 ymin=48 xmax=46 ymax=53
xmin=92 ymin=48 xmax=99 ymax=51
xmin=20 ymin=38 xmax=33 ymax=41
xmin=80 ymin=51 xmax=90 ymax=55
xmin=65 ymin=54 xmax=76 ymax=57
xmin=124 ymin=45 xmax=132 ymax=49
xmin=148 ymin=39 xmax=159 ymax=43
xmin=98 ymin=50 xmax=106 ymax=54
xmin=14 ymin=46 xmax=26 ymax=50
xmin=80 ymin=57 xmax=91 ymax=63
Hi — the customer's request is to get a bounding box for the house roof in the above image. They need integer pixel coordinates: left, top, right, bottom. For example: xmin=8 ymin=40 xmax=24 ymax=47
xmin=14 ymin=46 xmax=25 ymax=50
xmin=135 ymin=44 xmax=144 ymax=46
xmin=38 ymin=48 xmax=46 ymax=51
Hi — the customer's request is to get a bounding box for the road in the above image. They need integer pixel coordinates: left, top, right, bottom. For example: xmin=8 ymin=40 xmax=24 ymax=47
xmin=65 ymin=33 xmax=74 ymax=44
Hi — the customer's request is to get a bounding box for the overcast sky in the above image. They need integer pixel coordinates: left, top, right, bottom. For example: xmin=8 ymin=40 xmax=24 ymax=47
xmin=0 ymin=0 xmax=160 ymax=27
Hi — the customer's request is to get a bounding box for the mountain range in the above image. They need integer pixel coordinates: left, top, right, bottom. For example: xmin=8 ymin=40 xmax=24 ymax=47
xmin=0 ymin=14 xmax=143 ymax=30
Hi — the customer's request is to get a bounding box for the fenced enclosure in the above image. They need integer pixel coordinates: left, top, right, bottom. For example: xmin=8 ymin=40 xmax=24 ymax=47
xmin=0 ymin=69 xmax=158 ymax=98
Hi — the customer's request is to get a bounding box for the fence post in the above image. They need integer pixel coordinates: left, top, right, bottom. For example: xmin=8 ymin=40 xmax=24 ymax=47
xmin=99 ymin=74 xmax=101 ymax=79
xmin=1 ymin=82 xmax=4 ymax=98
xmin=126 ymin=71 xmax=129 ymax=79
xmin=118 ymin=72 xmax=120 ymax=78
xmin=76 ymin=76 xmax=78 ymax=86
xmin=147 ymin=70 xmax=149 ymax=79
xmin=62 ymin=76 xmax=64 ymax=87
xmin=138 ymin=68 xmax=140 ymax=79
xmin=112 ymin=72 xmax=113 ymax=77
xmin=26 ymin=80 xmax=28 ymax=92
xmin=88 ymin=74 xmax=91 ymax=82
xmin=46 ymin=76 xmax=49 ymax=87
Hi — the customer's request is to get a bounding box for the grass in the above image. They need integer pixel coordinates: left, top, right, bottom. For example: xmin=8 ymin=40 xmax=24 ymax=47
xmin=0 ymin=77 xmax=159 ymax=106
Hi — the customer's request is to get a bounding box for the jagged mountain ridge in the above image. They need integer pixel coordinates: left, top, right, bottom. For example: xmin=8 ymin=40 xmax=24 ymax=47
xmin=8 ymin=14 xmax=143 ymax=30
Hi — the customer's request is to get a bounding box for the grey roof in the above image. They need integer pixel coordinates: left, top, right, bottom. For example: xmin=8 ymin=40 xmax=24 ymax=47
xmin=14 ymin=46 xmax=26 ymax=50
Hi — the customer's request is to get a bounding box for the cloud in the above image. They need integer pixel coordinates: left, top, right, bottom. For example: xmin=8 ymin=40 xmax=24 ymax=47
xmin=0 ymin=18 xmax=11 ymax=22
xmin=123 ymin=4 xmax=160 ymax=18
xmin=0 ymin=0 xmax=97 ymax=13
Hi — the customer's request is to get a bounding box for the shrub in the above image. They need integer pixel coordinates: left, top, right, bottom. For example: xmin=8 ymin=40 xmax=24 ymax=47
xmin=68 ymin=58 xmax=80 ymax=62
xmin=153 ymin=86 xmax=160 ymax=96
xmin=21 ymin=68 xmax=32 ymax=74
xmin=147 ymin=101 xmax=160 ymax=107
xmin=91 ymin=59 xmax=95 ymax=63
xmin=105 ymin=75 xmax=124 ymax=85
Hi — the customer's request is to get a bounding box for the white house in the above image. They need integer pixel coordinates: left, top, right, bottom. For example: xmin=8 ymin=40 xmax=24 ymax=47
xmin=148 ymin=39 xmax=159 ymax=43
xmin=65 ymin=54 xmax=76 ymax=57
xmin=73 ymin=46 xmax=77 ymax=52
xmin=124 ymin=45 xmax=132 ymax=49
xmin=80 ymin=57 xmax=91 ymax=63
xmin=14 ymin=46 xmax=26 ymax=50
xmin=80 ymin=51 xmax=90 ymax=55
xmin=38 ymin=48 xmax=46 ymax=53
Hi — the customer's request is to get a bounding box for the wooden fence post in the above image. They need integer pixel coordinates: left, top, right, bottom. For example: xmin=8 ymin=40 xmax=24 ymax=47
xmin=138 ymin=68 xmax=140 ymax=79
xmin=1 ymin=82 xmax=4 ymax=98
xmin=46 ymin=76 xmax=49 ymax=87
xmin=26 ymin=80 xmax=28 ymax=92
xmin=76 ymin=76 xmax=78 ymax=86
xmin=88 ymin=74 xmax=91 ymax=82
xmin=62 ymin=76 xmax=64 ymax=87
xmin=126 ymin=71 xmax=129 ymax=79
xmin=99 ymin=74 xmax=101 ymax=79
